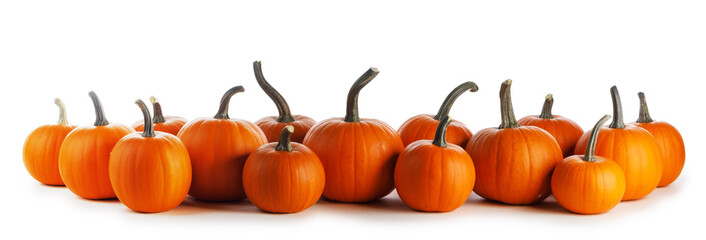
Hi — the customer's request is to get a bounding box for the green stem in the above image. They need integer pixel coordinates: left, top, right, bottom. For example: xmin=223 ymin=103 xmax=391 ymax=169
xmin=433 ymin=81 xmax=479 ymax=120
xmin=54 ymin=98 xmax=68 ymax=125
xmin=583 ymin=115 xmax=611 ymax=162
xmin=88 ymin=91 xmax=109 ymax=126
xmin=636 ymin=92 xmax=654 ymax=123
xmin=344 ymin=67 xmax=379 ymax=122
xmin=432 ymin=115 xmax=453 ymax=147
xmin=150 ymin=96 xmax=166 ymax=124
xmin=275 ymin=125 xmax=294 ymax=151
xmin=214 ymin=86 xmax=245 ymax=119
xmin=135 ymin=99 xmax=155 ymax=137
xmin=608 ymin=86 xmax=626 ymax=129
xmin=539 ymin=94 xmax=554 ymax=119
xmin=498 ymin=79 xmax=520 ymax=129
xmin=253 ymin=61 xmax=295 ymax=123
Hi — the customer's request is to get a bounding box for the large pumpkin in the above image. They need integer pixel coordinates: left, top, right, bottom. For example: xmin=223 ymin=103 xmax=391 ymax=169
xmin=303 ymin=67 xmax=404 ymax=203
xmin=518 ymin=94 xmax=584 ymax=157
xmin=131 ymin=96 xmax=187 ymax=135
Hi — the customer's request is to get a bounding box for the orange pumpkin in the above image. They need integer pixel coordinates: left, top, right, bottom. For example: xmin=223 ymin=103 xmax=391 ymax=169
xmin=253 ymin=61 xmax=316 ymax=143
xmin=243 ymin=125 xmax=325 ymax=213
xmin=395 ymin=115 xmax=475 ymax=212
xmin=23 ymin=98 xmax=77 ymax=185
xmin=131 ymin=96 xmax=187 ymax=135
xmin=630 ymin=92 xmax=685 ymax=187
xmin=518 ymin=94 xmax=584 ymax=157
xmin=177 ymin=85 xmax=267 ymax=201
xmin=575 ymin=86 xmax=662 ymax=201
xmin=465 ymin=80 xmax=562 ymax=205
xmin=398 ymin=81 xmax=477 ymax=147
xmin=551 ymin=115 xmax=626 ymax=214
xmin=58 ymin=91 xmax=135 ymax=199
xmin=303 ymin=68 xmax=404 ymax=203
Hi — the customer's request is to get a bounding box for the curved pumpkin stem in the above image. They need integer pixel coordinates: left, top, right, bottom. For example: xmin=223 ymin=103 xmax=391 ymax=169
xmin=636 ymin=92 xmax=654 ymax=123
xmin=432 ymin=115 xmax=453 ymax=147
xmin=275 ymin=125 xmax=295 ymax=152
xmin=344 ymin=67 xmax=379 ymax=122
xmin=88 ymin=91 xmax=109 ymax=126
xmin=498 ymin=79 xmax=520 ymax=129
xmin=254 ymin=61 xmax=295 ymax=123
xmin=608 ymin=86 xmax=626 ymax=129
xmin=539 ymin=94 xmax=554 ymax=119
xmin=583 ymin=115 xmax=611 ymax=162
xmin=54 ymin=98 xmax=68 ymax=125
xmin=214 ymin=86 xmax=245 ymax=120
xmin=135 ymin=99 xmax=155 ymax=137
xmin=150 ymin=96 xmax=166 ymax=124
xmin=433 ymin=81 xmax=479 ymax=120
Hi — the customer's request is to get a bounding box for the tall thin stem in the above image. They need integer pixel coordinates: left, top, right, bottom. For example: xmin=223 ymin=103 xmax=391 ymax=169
xmin=583 ymin=115 xmax=611 ymax=162
xmin=539 ymin=94 xmax=554 ymax=119
xmin=608 ymin=86 xmax=626 ymax=129
xmin=254 ymin=61 xmax=295 ymax=123
xmin=214 ymin=86 xmax=245 ymax=119
xmin=150 ymin=96 xmax=166 ymax=124
xmin=432 ymin=115 xmax=453 ymax=147
xmin=54 ymin=98 xmax=68 ymax=125
xmin=88 ymin=91 xmax=109 ymax=126
xmin=135 ymin=99 xmax=155 ymax=137
xmin=636 ymin=92 xmax=654 ymax=123
xmin=498 ymin=79 xmax=520 ymax=129
xmin=344 ymin=67 xmax=379 ymax=122
xmin=433 ymin=81 xmax=479 ymax=120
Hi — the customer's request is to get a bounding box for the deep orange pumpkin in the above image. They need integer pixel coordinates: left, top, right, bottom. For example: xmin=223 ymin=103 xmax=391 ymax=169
xmin=253 ymin=61 xmax=316 ymax=143
xmin=58 ymin=92 xmax=135 ymax=199
xmin=518 ymin=94 xmax=584 ymax=157
xmin=23 ymin=98 xmax=77 ymax=185
xmin=575 ymin=86 xmax=662 ymax=201
xmin=243 ymin=125 xmax=325 ymax=213
xmin=109 ymin=99 xmax=191 ymax=213
xmin=395 ymin=115 xmax=475 ymax=212
xmin=465 ymin=80 xmax=562 ymax=205
xmin=303 ymin=68 xmax=404 ymax=203
xmin=131 ymin=96 xmax=187 ymax=135
xmin=398 ymin=81 xmax=477 ymax=147
xmin=177 ymin=86 xmax=267 ymax=201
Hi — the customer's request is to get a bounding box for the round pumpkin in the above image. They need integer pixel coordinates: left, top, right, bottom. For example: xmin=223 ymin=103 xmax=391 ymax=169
xmin=131 ymin=96 xmax=187 ymax=135
xmin=518 ymin=94 xmax=584 ymax=157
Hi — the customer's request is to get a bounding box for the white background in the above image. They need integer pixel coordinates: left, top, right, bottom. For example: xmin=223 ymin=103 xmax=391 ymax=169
xmin=1 ymin=0 xmax=704 ymax=239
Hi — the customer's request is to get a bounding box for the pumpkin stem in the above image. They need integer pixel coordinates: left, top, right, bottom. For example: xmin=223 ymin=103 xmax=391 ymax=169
xmin=150 ymin=96 xmax=166 ymax=124
xmin=539 ymin=94 xmax=554 ymax=119
xmin=275 ymin=125 xmax=295 ymax=152
xmin=54 ymin=98 xmax=68 ymax=125
xmin=88 ymin=91 xmax=109 ymax=126
xmin=432 ymin=115 xmax=453 ymax=147
xmin=344 ymin=67 xmax=379 ymax=122
xmin=636 ymin=92 xmax=654 ymax=123
xmin=583 ymin=115 xmax=611 ymax=162
xmin=433 ymin=81 xmax=479 ymax=120
xmin=498 ymin=79 xmax=520 ymax=129
xmin=608 ymin=86 xmax=626 ymax=129
xmin=254 ymin=61 xmax=295 ymax=123
xmin=214 ymin=86 xmax=245 ymax=120
xmin=135 ymin=99 xmax=156 ymax=137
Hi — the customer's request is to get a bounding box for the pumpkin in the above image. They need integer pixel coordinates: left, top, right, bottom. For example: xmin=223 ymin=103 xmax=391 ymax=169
xmin=518 ymin=94 xmax=584 ymax=157
xmin=253 ymin=61 xmax=316 ymax=143
xmin=551 ymin=115 xmax=626 ymax=214
xmin=23 ymin=98 xmax=77 ymax=185
xmin=630 ymin=92 xmax=685 ymax=187
xmin=243 ymin=125 xmax=325 ymax=213
xmin=131 ymin=96 xmax=187 ymax=135
xmin=58 ymin=91 xmax=135 ymax=199
xmin=177 ymin=85 xmax=268 ymax=201
xmin=465 ymin=80 xmax=562 ymax=205
xmin=395 ymin=115 xmax=475 ymax=212
xmin=398 ymin=81 xmax=477 ymax=147
xmin=575 ymin=86 xmax=662 ymax=200
xmin=303 ymin=67 xmax=404 ymax=203
xmin=109 ymin=99 xmax=191 ymax=213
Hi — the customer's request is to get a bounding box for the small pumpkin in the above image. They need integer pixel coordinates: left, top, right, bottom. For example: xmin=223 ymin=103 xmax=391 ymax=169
xmin=518 ymin=94 xmax=584 ymax=157
xmin=253 ymin=61 xmax=316 ymax=143
xmin=395 ymin=115 xmax=475 ymax=212
xmin=574 ymin=86 xmax=662 ymax=200
xmin=398 ymin=81 xmax=477 ymax=147
xmin=630 ymin=92 xmax=685 ymax=187
xmin=465 ymin=80 xmax=562 ymax=205
xmin=243 ymin=125 xmax=325 ymax=213
xmin=23 ymin=98 xmax=77 ymax=185
xmin=58 ymin=92 xmax=135 ymax=199
xmin=131 ymin=96 xmax=187 ymax=135
xmin=177 ymin=85 xmax=267 ymax=201
xmin=551 ymin=115 xmax=626 ymax=214
xmin=109 ymin=99 xmax=192 ymax=213
xmin=303 ymin=68 xmax=404 ymax=203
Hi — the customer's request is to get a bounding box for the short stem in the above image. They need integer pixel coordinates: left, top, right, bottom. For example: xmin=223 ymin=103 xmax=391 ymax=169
xmin=135 ymin=99 xmax=155 ymax=137
xmin=344 ymin=67 xmax=379 ymax=122
xmin=583 ymin=115 xmax=611 ymax=162
xmin=636 ymin=92 xmax=654 ymax=123
xmin=275 ymin=125 xmax=295 ymax=151
xmin=432 ymin=115 xmax=452 ymax=147
xmin=88 ymin=91 xmax=109 ymax=126
xmin=608 ymin=86 xmax=626 ymax=129
xmin=253 ymin=61 xmax=295 ymax=123
xmin=498 ymin=79 xmax=520 ymax=129
xmin=54 ymin=98 xmax=68 ymax=125
xmin=538 ymin=94 xmax=554 ymax=119
xmin=150 ymin=96 xmax=166 ymax=124
xmin=214 ymin=86 xmax=245 ymax=119
xmin=433 ymin=81 xmax=479 ymax=120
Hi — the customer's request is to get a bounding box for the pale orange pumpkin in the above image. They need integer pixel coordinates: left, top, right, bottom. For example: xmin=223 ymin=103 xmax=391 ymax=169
xmin=131 ymin=96 xmax=187 ymax=135
xmin=518 ymin=94 xmax=584 ymax=157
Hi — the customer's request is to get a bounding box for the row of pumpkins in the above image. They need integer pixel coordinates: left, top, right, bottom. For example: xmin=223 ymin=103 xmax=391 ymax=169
xmin=23 ymin=61 xmax=685 ymax=214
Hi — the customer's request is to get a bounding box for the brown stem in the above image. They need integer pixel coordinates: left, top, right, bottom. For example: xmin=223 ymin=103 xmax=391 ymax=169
xmin=88 ymin=91 xmax=109 ymax=126
xmin=498 ymin=79 xmax=520 ymax=129
xmin=275 ymin=125 xmax=294 ymax=152
xmin=636 ymin=92 xmax=654 ymax=123
xmin=432 ymin=115 xmax=453 ymax=147
xmin=150 ymin=96 xmax=166 ymax=124
xmin=344 ymin=67 xmax=379 ymax=122
xmin=539 ymin=94 xmax=554 ymax=119
xmin=583 ymin=115 xmax=611 ymax=162
xmin=608 ymin=86 xmax=626 ymax=129
xmin=135 ymin=99 xmax=155 ymax=137
xmin=214 ymin=86 xmax=245 ymax=119
xmin=253 ymin=61 xmax=295 ymax=123
xmin=54 ymin=98 xmax=68 ymax=125
xmin=433 ymin=81 xmax=479 ymax=120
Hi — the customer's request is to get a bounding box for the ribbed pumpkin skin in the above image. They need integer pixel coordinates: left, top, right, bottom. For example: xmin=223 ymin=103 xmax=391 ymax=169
xmin=303 ymin=118 xmax=404 ymax=203
xmin=132 ymin=116 xmax=187 ymax=136
xmin=574 ymin=125 xmax=662 ymax=200
xmin=23 ymin=124 xmax=76 ymax=185
xmin=631 ymin=121 xmax=685 ymax=187
xmin=109 ymin=133 xmax=192 ymax=213
xmin=243 ymin=142 xmax=325 ymax=213
xmin=551 ymin=156 xmax=626 ymax=214
xmin=394 ymin=140 xmax=475 ymax=212
xmin=177 ymin=118 xmax=267 ymax=201
xmin=518 ymin=115 xmax=584 ymax=158
xmin=465 ymin=126 xmax=563 ymax=205
xmin=256 ymin=115 xmax=316 ymax=143
xmin=398 ymin=114 xmax=472 ymax=148
xmin=58 ymin=124 xmax=134 ymax=199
